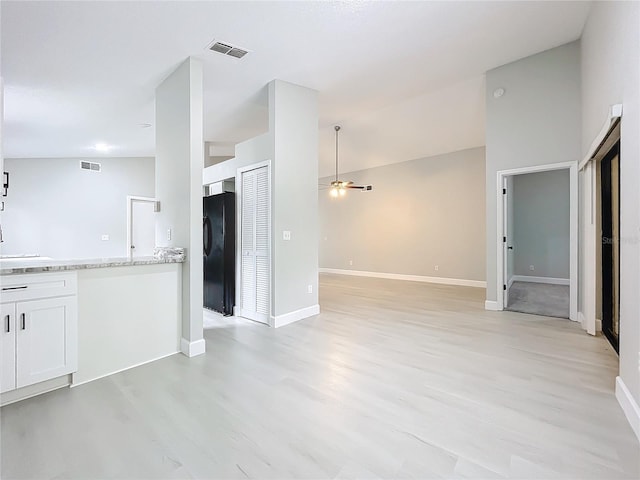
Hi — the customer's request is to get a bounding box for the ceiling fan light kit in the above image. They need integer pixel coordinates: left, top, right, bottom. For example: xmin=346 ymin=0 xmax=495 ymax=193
xmin=329 ymin=126 xmax=373 ymax=198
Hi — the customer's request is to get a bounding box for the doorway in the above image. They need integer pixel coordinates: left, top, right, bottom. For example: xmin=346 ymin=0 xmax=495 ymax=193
xmin=600 ymin=141 xmax=620 ymax=352
xmin=126 ymin=196 xmax=158 ymax=258
xmin=503 ymin=169 xmax=571 ymax=318
xmin=579 ymin=111 xmax=621 ymax=338
xmin=496 ymin=162 xmax=578 ymax=320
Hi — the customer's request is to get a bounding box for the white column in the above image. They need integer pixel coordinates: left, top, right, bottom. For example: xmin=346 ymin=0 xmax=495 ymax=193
xmin=155 ymin=58 xmax=205 ymax=356
xmin=268 ymin=80 xmax=320 ymax=326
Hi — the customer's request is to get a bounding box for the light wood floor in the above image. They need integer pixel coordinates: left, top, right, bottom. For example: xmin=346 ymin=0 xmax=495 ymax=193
xmin=1 ymin=274 xmax=638 ymax=479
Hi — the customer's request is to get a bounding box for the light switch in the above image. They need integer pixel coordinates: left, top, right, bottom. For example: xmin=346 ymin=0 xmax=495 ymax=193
xmin=283 ymin=230 xmax=291 ymax=241
xmin=101 ymin=234 xmax=109 ymax=241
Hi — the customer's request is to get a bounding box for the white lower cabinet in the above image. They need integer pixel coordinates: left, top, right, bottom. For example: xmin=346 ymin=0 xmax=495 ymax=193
xmin=1 ymin=303 xmax=17 ymax=392
xmin=1 ymin=272 xmax=78 ymax=394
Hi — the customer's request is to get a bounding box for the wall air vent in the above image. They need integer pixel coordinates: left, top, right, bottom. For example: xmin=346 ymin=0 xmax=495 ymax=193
xmin=80 ymin=161 xmax=101 ymax=172
xmin=208 ymin=40 xmax=249 ymax=59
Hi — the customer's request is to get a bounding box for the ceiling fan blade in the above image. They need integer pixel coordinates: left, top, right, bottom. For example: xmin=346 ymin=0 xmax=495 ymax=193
xmin=345 ymin=185 xmax=373 ymax=191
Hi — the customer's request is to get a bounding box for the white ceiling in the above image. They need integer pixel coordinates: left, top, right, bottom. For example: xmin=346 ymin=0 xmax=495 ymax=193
xmin=1 ymin=1 xmax=591 ymax=176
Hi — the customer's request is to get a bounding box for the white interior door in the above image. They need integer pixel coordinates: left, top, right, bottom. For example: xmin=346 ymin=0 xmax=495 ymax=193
xmin=131 ymin=200 xmax=156 ymax=257
xmin=240 ymin=166 xmax=270 ymax=323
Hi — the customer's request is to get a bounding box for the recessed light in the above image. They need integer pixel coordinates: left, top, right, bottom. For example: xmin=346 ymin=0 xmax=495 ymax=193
xmin=94 ymin=143 xmax=112 ymax=152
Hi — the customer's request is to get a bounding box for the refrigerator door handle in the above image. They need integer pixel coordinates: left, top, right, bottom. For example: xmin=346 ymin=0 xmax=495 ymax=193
xmin=203 ymin=216 xmax=212 ymax=256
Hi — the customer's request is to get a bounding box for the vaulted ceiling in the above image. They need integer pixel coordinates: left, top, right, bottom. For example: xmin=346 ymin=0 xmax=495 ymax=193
xmin=1 ymin=1 xmax=591 ymax=176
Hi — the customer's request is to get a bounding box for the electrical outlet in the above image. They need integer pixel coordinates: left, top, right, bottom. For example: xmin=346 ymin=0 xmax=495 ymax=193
xmin=529 ymin=265 xmax=535 ymax=271
xmin=167 ymin=228 xmax=172 ymax=241
xmin=349 ymin=260 xmax=353 ymax=266
xmin=283 ymin=230 xmax=291 ymax=241
xmin=307 ymin=285 xmax=313 ymax=294
xmin=101 ymin=234 xmax=109 ymax=241
xmin=434 ymin=265 xmax=439 ymax=271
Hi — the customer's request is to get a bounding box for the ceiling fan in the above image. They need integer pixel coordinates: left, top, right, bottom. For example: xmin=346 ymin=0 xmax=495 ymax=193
xmin=323 ymin=125 xmax=373 ymax=197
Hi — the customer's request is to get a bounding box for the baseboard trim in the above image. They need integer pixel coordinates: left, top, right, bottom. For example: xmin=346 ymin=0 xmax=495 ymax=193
xmin=595 ymin=318 xmax=602 ymax=332
xmin=484 ymin=300 xmax=500 ymax=311
xmin=507 ymin=276 xmax=515 ymax=290
xmin=320 ymin=268 xmax=486 ymax=288
xmin=180 ymin=338 xmax=206 ymax=357
xmin=615 ymin=376 xmax=640 ymax=442
xmin=71 ymin=351 xmax=179 ymax=387
xmin=1 ymin=375 xmax=71 ymax=407
xmin=270 ymin=304 xmax=320 ymax=328
xmin=511 ymin=275 xmax=569 ymax=286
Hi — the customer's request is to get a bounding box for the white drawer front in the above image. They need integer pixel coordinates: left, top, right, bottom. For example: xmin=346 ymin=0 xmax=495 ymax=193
xmin=1 ymin=272 xmax=78 ymax=303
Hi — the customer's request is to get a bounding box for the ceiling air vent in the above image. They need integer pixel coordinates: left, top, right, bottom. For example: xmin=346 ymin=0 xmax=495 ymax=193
xmin=208 ymin=40 xmax=249 ymax=59
xmin=227 ymin=47 xmax=248 ymax=59
xmin=80 ymin=161 xmax=101 ymax=172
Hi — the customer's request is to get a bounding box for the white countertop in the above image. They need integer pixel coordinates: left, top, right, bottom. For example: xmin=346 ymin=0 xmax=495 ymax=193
xmin=0 ymin=255 xmax=185 ymax=275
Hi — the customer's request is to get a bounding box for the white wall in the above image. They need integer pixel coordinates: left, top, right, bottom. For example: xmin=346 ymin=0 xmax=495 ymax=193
xmin=581 ymin=1 xmax=640 ymax=429
xmin=202 ymin=133 xmax=271 ymax=186
xmin=269 ymin=80 xmax=319 ymax=320
xmin=204 ymin=80 xmax=319 ymax=326
xmin=319 ymin=147 xmax=486 ymax=283
xmin=512 ymin=169 xmax=570 ymax=279
xmin=1 ymin=80 xmax=4 ymax=255
xmin=2 ymin=157 xmax=154 ymax=259
xmin=155 ymin=57 xmax=204 ymax=354
xmin=485 ymin=41 xmax=581 ymax=303
xmin=74 ymin=263 xmax=181 ymax=385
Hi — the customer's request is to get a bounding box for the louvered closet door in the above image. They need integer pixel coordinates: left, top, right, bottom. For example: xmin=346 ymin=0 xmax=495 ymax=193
xmin=240 ymin=166 xmax=270 ymax=323
xmin=254 ymin=168 xmax=269 ymax=317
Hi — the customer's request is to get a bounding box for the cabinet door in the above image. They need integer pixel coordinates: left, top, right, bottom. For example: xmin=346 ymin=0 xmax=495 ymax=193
xmin=1 ymin=303 xmax=17 ymax=393
xmin=16 ymin=297 xmax=78 ymax=388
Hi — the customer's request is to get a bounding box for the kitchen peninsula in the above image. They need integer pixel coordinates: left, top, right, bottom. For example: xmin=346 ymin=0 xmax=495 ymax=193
xmin=1 ymin=254 xmax=184 ymax=405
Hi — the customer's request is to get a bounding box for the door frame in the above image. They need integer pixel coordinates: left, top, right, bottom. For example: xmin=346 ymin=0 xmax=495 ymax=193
xmin=235 ymin=160 xmax=272 ymax=324
xmin=502 ymin=176 xmax=511 ymax=307
xmin=496 ymin=161 xmax=578 ymax=320
xmin=126 ymin=196 xmax=159 ymax=258
xmin=579 ymin=106 xmax=621 ymax=336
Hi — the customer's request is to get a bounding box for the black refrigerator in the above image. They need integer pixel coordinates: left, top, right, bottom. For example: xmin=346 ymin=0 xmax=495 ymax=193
xmin=203 ymin=192 xmax=235 ymax=315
